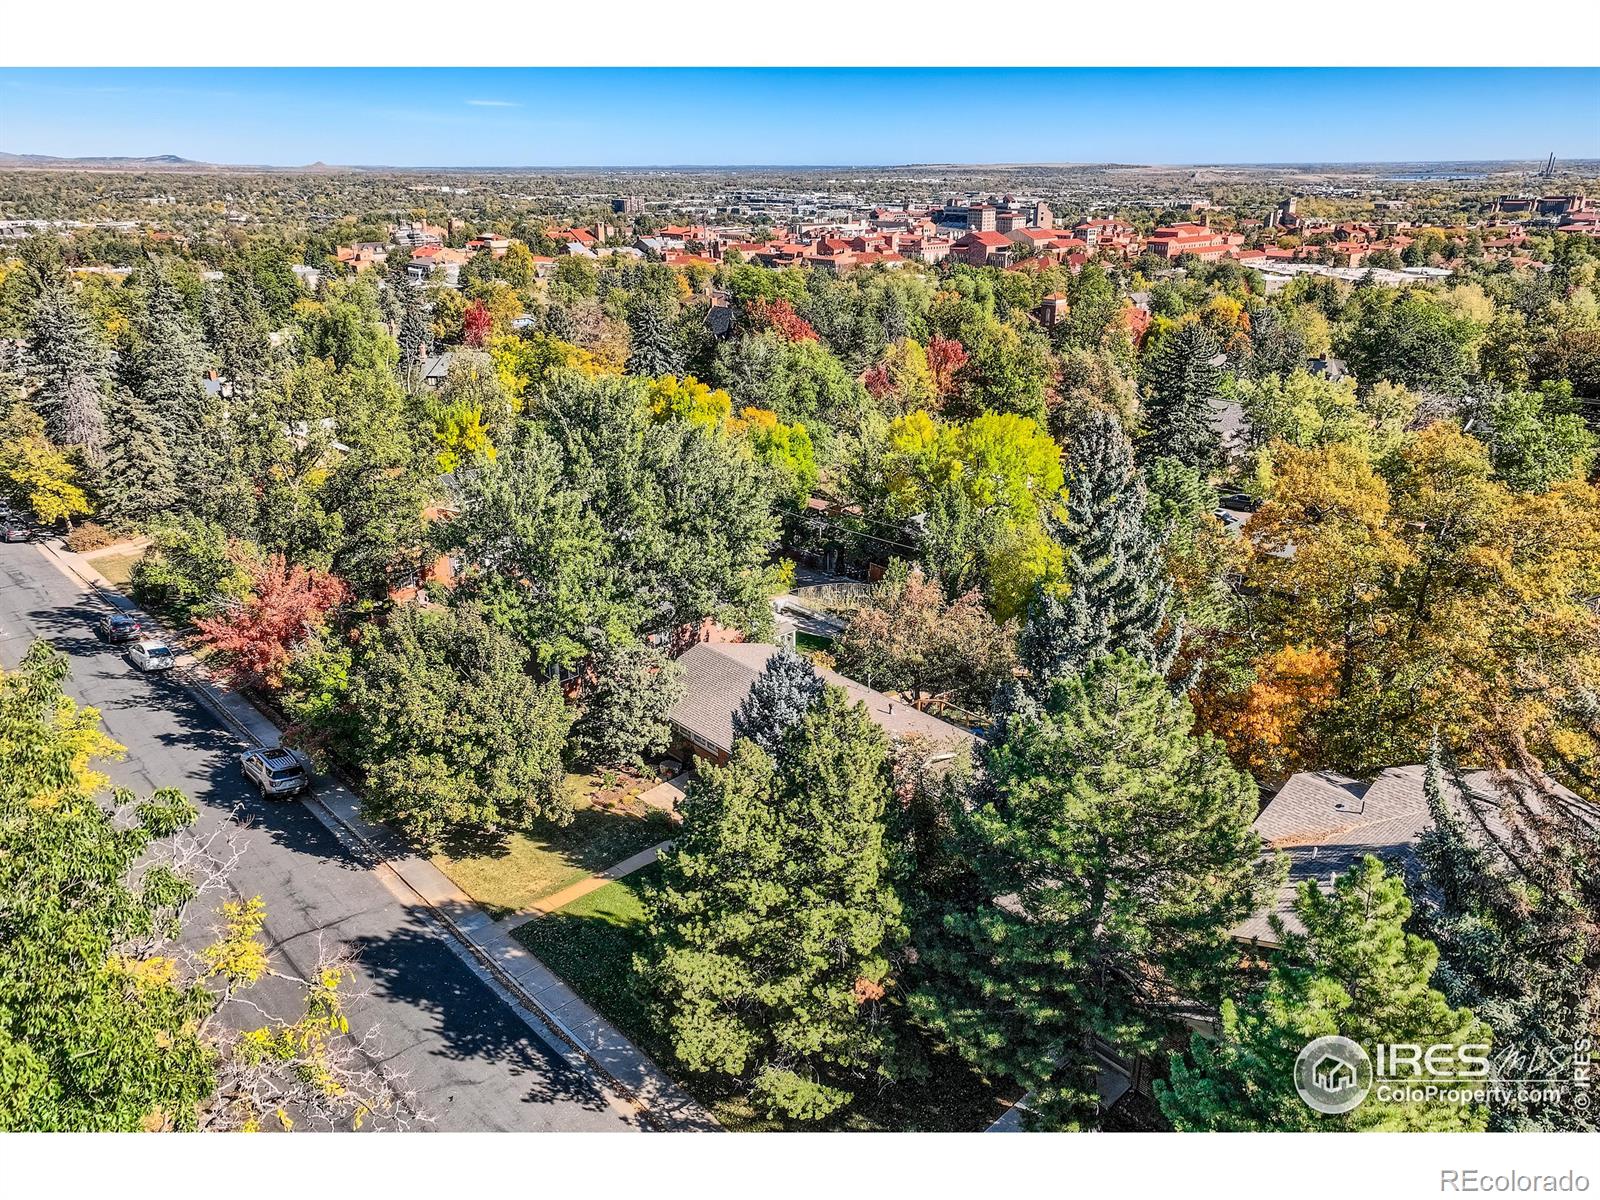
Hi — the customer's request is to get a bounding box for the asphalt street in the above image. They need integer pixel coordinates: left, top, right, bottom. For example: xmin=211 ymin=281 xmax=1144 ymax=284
xmin=0 ymin=540 xmax=639 ymax=1132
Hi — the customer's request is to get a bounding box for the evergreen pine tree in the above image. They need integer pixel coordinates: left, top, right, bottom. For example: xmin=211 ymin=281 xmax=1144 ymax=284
xmin=732 ymin=646 xmax=824 ymax=756
xmin=911 ymin=651 xmax=1269 ymax=1129
xmin=100 ymin=387 xmax=179 ymax=528
xmin=1246 ymin=303 xmax=1308 ymax=379
xmin=1142 ymin=322 xmax=1224 ymax=469
xmin=132 ymin=258 xmax=214 ymax=481
xmin=397 ymin=283 xmax=432 ymax=390
xmin=1158 ymin=856 xmax=1490 ymax=1131
xmin=642 ymin=687 xmax=905 ymax=1123
xmin=1012 ymin=406 xmax=1176 ymax=705
xmin=569 ymin=640 xmax=684 ymax=770
xmin=1411 ymin=749 xmax=1598 ymax=1132
xmin=25 ymin=280 xmax=110 ymax=468
xmin=626 ymin=296 xmax=684 ymax=378
xmin=208 ymin=267 xmax=277 ymax=403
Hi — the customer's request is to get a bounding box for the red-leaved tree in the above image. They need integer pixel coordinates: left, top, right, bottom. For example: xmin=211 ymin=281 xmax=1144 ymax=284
xmin=746 ymin=297 xmax=818 ymax=343
xmin=197 ymin=556 xmax=348 ymax=690
xmin=925 ymin=336 xmax=968 ymax=400
xmin=462 ymin=299 xmax=493 ymax=348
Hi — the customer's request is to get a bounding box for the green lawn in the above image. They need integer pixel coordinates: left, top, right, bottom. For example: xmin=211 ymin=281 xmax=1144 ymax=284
xmin=512 ymin=862 xmax=1016 ymax=1132
xmin=434 ymin=799 xmax=674 ymax=921
xmin=91 ymin=548 xmax=146 ymax=589
xmin=514 ymin=862 xmax=665 ymax=1058
xmin=795 ymin=630 xmax=835 ymax=654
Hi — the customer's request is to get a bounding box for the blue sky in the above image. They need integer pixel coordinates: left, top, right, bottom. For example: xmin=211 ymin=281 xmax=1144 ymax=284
xmin=2 ymin=68 xmax=1596 ymax=168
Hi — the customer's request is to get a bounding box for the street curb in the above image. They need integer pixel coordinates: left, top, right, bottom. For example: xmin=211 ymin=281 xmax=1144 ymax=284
xmin=34 ymin=538 xmax=716 ymax=1133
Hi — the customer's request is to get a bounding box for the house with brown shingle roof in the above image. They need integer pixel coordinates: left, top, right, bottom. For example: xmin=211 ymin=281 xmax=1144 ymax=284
xmin=667 ymin=642 xmax=977 ymax=766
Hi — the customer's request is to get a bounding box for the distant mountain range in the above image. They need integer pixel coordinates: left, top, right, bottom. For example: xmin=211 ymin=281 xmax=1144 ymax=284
xmin=1 ymin=151 xmax=1595 ymax=177
xmin=0 ymin=152 xmax=346 ymax=173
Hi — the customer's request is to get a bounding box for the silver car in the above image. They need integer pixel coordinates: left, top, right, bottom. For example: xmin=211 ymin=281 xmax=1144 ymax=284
xmin=240 ymin=747 xmax=312 ymax=798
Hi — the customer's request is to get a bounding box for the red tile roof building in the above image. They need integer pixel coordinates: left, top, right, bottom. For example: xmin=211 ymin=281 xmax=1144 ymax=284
xmin=952 ymin=229 xmax=1014 ymax=266
xmin=1145 ymin=222 xmax=1234 ymax=261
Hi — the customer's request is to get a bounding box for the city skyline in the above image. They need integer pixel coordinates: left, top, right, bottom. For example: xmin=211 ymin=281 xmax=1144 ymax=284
xmin=3 ymin=67 xmax=1597 ymax=169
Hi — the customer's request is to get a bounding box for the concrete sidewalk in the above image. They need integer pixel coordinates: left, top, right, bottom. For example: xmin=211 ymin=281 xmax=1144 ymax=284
xmin=37 ymin=537 xmax=718 ymax=1133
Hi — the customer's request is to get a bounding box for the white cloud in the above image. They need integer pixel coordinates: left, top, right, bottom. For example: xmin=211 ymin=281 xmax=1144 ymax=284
xmin=466 ymin=98 xmax=519 ymax=107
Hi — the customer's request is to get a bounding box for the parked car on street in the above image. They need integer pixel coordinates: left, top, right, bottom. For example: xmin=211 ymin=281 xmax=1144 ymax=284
xmin=128 ymin=639 xmax=178 ymax=672
xmin=95 ymin=612 xmax=143 ymax=643
xmin=2 ymin=523 xmax=30 ymax=543
xmin=1216 ymin=491 xmax=1261 ymax=513
xmin=240 ymin=746 xmax=312 ymax=798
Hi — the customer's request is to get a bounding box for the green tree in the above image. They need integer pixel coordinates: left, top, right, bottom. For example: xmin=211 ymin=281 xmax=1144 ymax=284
xmin=99 ymin=387 xmax=179 ymax=529
xmin=1246 ymin=303 xmax=1308 ymax=379
xmin=626 ymin=295 xmax=685 ymax=378
xmin=396 ymin=280 xmax=432 ymax=390
xmin=1477 ymin=383 xmax=1596 ymax=493
xmin=1142 ymin=321 xmax=1224 ymax=470
xmin=296 ymin=275 xmax=395 ymax=373
xmin=0 ymin=643 xmax=402 ymax=1132
xmin=1158 ymin=856 xmax=1489 ymax=1132
xmin=569 ymin=639 xmax=684 ymax=770
xmin=321 ymin=397 xmax=433 ymax=600
xmin=541 ymin=372 xmax=786 ymax=641
xmin=209 ymin=266 xmax=278 ymax=404
xmin=1412 ymin=752 xmax=1598 ymax=1131
xmin=731 ymin=646 xmax=824 ymax=757
xmin=25 ymin=274 xmax=110 ymax=467
xmin=130 ymin=515 xmax=254 ymax=619
xmin=439 ymin=425 xmax=608 ymax=671
xmin=911 ymin=652 xmax=1269 ymax=1129
xmin=132 ymin=258 xmax=214 ymax=483
xmin=1339 ymin=288 xmax=1478 ymax=395
xmin=642 ymin=687 xmax=905 ymax=1122
xmin=873 ymin=409 xmax=1067 ymax=620
xmin=1015 ymin=407 xmax=1175 ymax=696
xmin=340 ymin=604 xmax=572 ymax=849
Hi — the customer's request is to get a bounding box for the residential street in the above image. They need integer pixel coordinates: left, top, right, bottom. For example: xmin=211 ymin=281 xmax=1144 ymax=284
xmin=0 ymin=540 xmax=641 ymax=1132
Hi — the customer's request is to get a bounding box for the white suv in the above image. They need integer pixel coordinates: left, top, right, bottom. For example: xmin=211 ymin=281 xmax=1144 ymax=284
xmin=240 ymin=747 xmax=312 ymax=798
xmin=128 ymin=640 xmax=177 ymax=672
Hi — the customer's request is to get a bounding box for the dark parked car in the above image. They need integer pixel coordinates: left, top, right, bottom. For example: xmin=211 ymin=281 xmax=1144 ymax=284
xmin=95 ymin=612 xmax=143 ymax=643
xmin=1216 ymin=491 xmax=1262 ymax=513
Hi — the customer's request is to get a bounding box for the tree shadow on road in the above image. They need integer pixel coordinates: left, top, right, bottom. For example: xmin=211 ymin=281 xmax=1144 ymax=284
xmin=344 ymin=917 xmax=647 ymax=1131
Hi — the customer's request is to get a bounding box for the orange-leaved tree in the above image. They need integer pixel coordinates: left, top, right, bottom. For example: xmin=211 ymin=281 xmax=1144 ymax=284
xmin=197 ymin=556 xmax=347 ymax=690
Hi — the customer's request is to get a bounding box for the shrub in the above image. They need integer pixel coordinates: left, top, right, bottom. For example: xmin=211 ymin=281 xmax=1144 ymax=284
xmin=65 ymin=521 xmax=116 ymax=553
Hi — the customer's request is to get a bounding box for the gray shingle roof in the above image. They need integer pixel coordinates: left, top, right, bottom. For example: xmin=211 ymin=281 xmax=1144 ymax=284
xmin=1236 ymin=764 xmax=1592 ymax=946
xmin=1235 ymin=765 xmax=1443 ymax=946
xmin=667 ymin=642 xmax=978 ymax=758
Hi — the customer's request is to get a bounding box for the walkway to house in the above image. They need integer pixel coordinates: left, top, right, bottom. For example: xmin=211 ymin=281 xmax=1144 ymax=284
xmin=638 ymin=770 xmax=691 ymax=814
xmin=489 ymin=838 xmax=674 ymax=931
